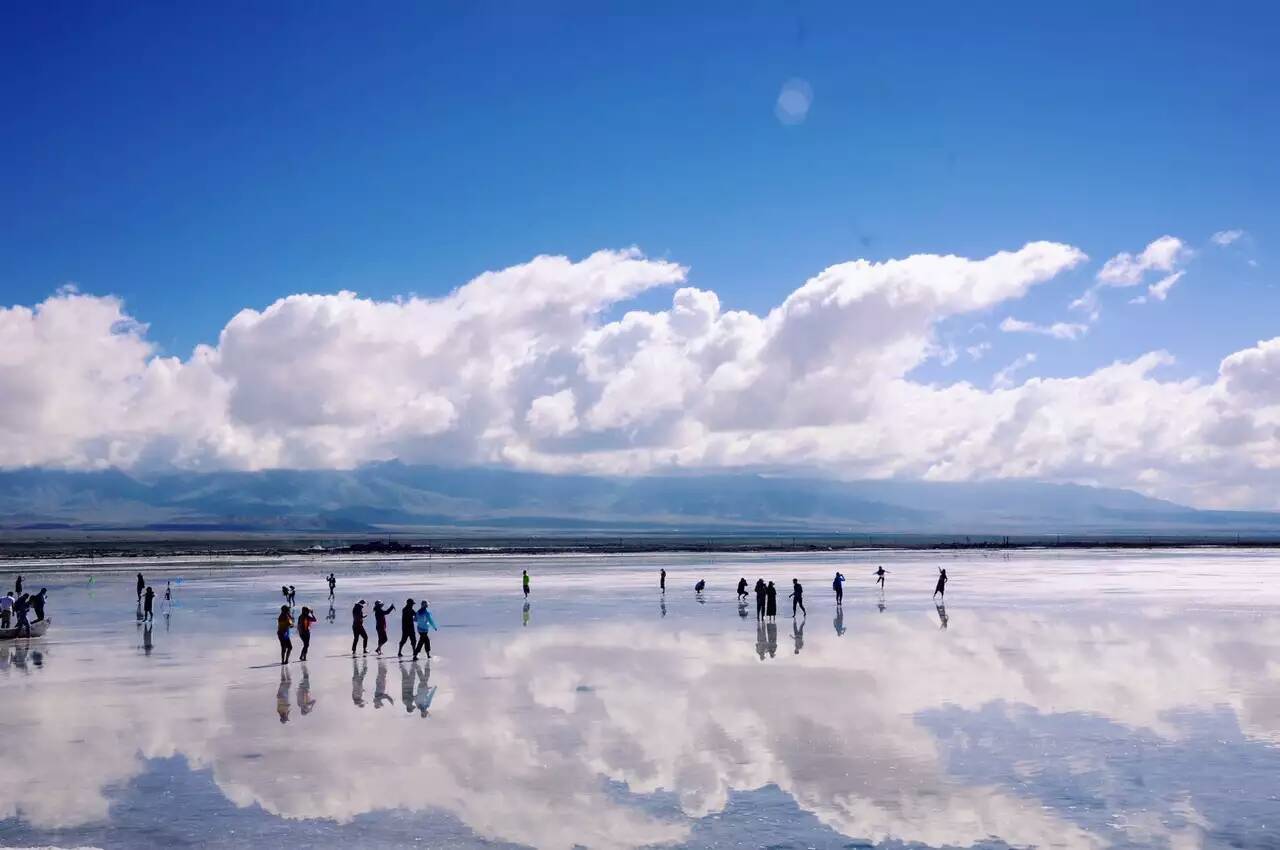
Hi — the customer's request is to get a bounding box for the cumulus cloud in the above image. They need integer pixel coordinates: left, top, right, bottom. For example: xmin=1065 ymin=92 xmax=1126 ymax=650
xmin=999 ymin=316 xmax=1090 ymax=340
xmin=4 ymin=239 xmax=1280 ymax=507
xmin=1210 ymin=229 xmax=1244 ymax=247
xmin=1096 ymin=235 xmax=1190 ymax=286
xmin=1072 ymin=235 xmax=1191 ymax=316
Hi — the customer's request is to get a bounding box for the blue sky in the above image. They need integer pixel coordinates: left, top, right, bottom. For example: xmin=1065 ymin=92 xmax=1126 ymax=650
xmin=2 ymin=2 xmax=1274 ymax=382
xmin=3 ymin=3 xmax=1280 ymax=505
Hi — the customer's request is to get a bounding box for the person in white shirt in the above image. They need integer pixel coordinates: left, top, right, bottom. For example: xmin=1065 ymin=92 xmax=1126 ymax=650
xmin=0 ymin=592 xmax=13 ymax=628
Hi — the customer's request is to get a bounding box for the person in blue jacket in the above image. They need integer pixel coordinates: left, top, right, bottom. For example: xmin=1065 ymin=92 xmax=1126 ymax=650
xmin=413 ymin=600 xmax=438 ymax=661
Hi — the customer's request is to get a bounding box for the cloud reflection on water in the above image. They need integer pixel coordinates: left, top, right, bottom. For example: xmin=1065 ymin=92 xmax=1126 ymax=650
xmin=2 ymin=607 xmax=1279 ymax=849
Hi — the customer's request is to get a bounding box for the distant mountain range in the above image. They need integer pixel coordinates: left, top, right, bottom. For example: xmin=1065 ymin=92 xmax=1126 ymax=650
xmin=1 ymin=462 xmax=1278 ymax=535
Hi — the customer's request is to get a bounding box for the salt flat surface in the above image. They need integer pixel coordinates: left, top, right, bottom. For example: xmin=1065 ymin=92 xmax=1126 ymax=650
xmin=1 ymin=549 xmax=1278 ymax=849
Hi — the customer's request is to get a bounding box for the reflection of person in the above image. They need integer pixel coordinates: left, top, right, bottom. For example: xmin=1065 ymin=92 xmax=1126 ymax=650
xmin=142 ymin=622 xmax=153 ymax=655
xmin=523 ymin=601 xmax=530 ymax=627
xmin=399 ymin=659 xmax=419 ymax=714
xmin=934 ymin=567 xmax=948 ymax=600
xmin=351 ymin=656 xmax=367 ymax=707
xmin=297 ymin=606 xmax=317 ymax=661
xmin=834 ymin=607 xmax=846 ymax=636
xmin=832 ymin=572 xmax=845 ymax=605
xmin=792 ymin=617 xmax=805 ymax=655
xmin=765 ymin=621 xmax=778 ymax=657
xmin=765 ymin=582 xmax=777 ymax=620
xmin=397 ymin=598 xmax=417 ymax=656
xmin=790 ymin=579 xmax=806 ymax=618
xmin=297 ymin=664 xmax=316 ymax=715
xmin=277 ymin=605 xmax=294 ymax=665
xmin=277 ymin=668 xmax=292 ymax=724
xmin=522 ymin=570 xmax=530 ymax=598
xmin=374 ymin=659 xmax=394 ymax=708
xmin=936 ymin=602 xmax=949 ymax=630
xmin=755 ymin=620 xmax=767 ymax=660
xmin=414 ymin=663 xmax=437 ymax=717
xmin=754 ymin=579 xmax=766 ymax=620
xmin=413 ymin=601 xmax=438 ymax=661
xmin=351 ymin=600 xmax=369 ymax=655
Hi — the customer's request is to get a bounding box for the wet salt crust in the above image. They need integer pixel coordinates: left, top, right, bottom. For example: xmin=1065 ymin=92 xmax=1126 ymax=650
xmin=2 ymin=548 xmax=1279 ymax=849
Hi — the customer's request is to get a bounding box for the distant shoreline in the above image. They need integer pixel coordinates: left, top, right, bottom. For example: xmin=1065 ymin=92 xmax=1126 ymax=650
xmin=2 ymin=531 xmax=1280 ymax=566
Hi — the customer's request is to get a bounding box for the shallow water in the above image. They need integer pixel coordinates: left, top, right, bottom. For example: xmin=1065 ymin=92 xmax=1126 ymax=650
xmin=1 ymin=549 xmax=1279 ymax=849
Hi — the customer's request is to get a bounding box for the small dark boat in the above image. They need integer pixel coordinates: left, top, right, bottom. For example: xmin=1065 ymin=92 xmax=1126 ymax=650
xmin=0 ymin=617 xmax=51 ymax=640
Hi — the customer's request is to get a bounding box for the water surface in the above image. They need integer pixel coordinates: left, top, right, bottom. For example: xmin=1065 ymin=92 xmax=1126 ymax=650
xmin=2 ymin=549 xmax=1278 ymax=849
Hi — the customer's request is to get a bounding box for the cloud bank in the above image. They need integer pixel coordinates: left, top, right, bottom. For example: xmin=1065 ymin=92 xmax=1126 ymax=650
xmin=3 ymin=241 xmax=1280 ymax=508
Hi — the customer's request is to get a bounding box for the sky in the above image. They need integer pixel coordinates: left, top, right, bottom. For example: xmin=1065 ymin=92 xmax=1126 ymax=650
xmin=1 ymin=2 xmax=1279 ymax=507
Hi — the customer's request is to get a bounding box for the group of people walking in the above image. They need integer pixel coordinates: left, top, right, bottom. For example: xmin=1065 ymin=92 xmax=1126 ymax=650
xmin=260 ymin=561 xmax=947 ymax=666
xmin=732 ymin=578 xmax=807 ymax=620
xmin=273 ymin=585 xmax=440 ymax=666
xmin=1 ymin=574 xmax=48 ymax=637
xmin=696 ymin=564 xmax=948 ymax=619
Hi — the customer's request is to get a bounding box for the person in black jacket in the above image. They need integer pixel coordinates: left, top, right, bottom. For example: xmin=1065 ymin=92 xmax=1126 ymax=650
xmin=30 ymin=588 xmax=48 ymax=623
xmin=351 ymin=600 xmax=369 ymax=655
xmin=12 ymin=594 xmax=32 ymax=638
xmin=372 ymin=600 xmax=396 ymax=655
xmin=397 ymin=598 xmax=417 ymax=656
xmin=754 ymin=579 xmax=767 ymax=620
xmin=789 ymin=579 xmax=806 ymax=618
xmin=765 ymin=582 xmax=778 ymax=620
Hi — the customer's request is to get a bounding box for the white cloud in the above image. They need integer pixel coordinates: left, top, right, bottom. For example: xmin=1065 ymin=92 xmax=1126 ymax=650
xmin=966 ymin=342 xmax=991 ymax=360
xmin=6 ymin=239 xmax=1280 ymax=508
xmin=991 ymin=352 xmax=1038 ymax=389
xmin=1096 ymin=235 xmax=1189 ymax=286
xmin=1210 ymin=229 xmax=1244 ymax=247
xmin=1130 ymin=270 xmax=1185 ymax=305
xmin=999 ymin=316 xmax=1090 ymax=340
xmin=1072 ymin=235 xmax=1191 ymax=318
xmin=526 ymin=390 xmax=579 ymax=438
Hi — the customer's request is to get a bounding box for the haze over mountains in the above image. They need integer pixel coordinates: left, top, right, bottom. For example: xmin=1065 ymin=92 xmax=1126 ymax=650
xmin=1 ymin=463 xmax=1278 ymax=535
